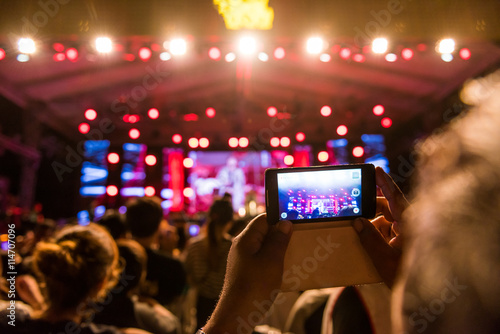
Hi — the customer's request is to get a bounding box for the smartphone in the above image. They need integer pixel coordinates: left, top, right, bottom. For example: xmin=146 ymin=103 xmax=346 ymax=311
xmin=266 ymin=163 xmax=376 ymax=224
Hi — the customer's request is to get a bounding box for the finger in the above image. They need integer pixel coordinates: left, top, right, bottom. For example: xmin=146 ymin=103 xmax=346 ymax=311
xmin=376 ymin=197 xmax=394 ymax=222
xmin=370 ymin=215 xmax=393 ymax=241
xmin=375 ymin=167 xmax=408 ymax=222
xmin=235 ymin=213 xmax=269 ymax=255
xmin=258 ymin=220 xmax=293 ymax=264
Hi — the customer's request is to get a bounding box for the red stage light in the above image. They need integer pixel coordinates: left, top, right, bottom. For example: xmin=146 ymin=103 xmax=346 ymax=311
xmin=270 ymin=137 xmax=280 ymax=147
xmin=401 ymin=48 xmax=414 ymax=60
xmin=274 ymin=47 xmax=286 ymax=60
xmin=208 ymin=47 xmax=221 ymax=60
xmin=320 ymin=105 xmax=332 ymax=117
xmin=280 ymin=137 xmax=291 ymax=147
xmin=381 ymin=117 xmax=392 ymax=128
xmin=138 ymin=47 xmax=152 ymax=61
xmin=183 ymin=158 xmax=194 ymax=168
xmin=85 ymin=109 xmax=97 ymax=121
xmin=183 ymin=113 xmax=199 ymax=121
xmin=206 ymin=107 xmax=216 ymax=118
xmin=385 ymin=53 xmax=397 ymax=62
xmin=188 ymin=138 xmax=199 ymax=148
xmin=129 ymin=128 xmax=140 ymax=139
xmin=296 ymin=132 xmax=306 ymax=142
xmin=123 ymin=54 xmax=135 ymax=62
xmin=239 ymin=137 xmax=249 ymax=148
xmin=107 ymin=153 xmax=120 ymax=164
xmin=145 ymin=155 xmax=157 ymax=166
xmin=128 ymin=115 xmax=139 ymax=123
xmin=199 ymin=138 xmax=210 ymax=148
xmin=267 ymin=106 xmax=278 ymax=117
xmin=66 ymin=48 xmax=78 ymax=62
xmin=0 ymin=49 xmax=5 ymax=61
xmin=318 ymin=151 xmax=329 ymax=162
xmin=459 ymin=48 xmax=471 ymax=60
xmin=339 ymin=48 xmax=351 ymax=59
xmin=183 ymin=187 xmax=194 ymax=197
xmin=352 ymin=54 xmax=365 ymax=62
xmin=353 ymin=146 xmax=364 ymax=157
xmin=284 ymin=155 xmax=294 ymax=166
xmin=106 ymin=185 xmax=118 ymax=197
xmin=373 ymin=105 xmax=385 ymax=116
xmin=78 ymin=123 xmax=90 ymax=134
xmin=53 ymin=43 xmax=64 ymax=52
xmin=148 ymin=108 xmax=159 ymax=119
xmin=336 ymin=125 xmax=348 ymax=136
xmin=228 ymin=137 xmax=239 ymax=148
xmin=417 ymin=43 xmax=427 ymax=52
xmin=144 ymin=186 xmax=155 ymax=197
xmin=53 ymin=53 xmax=65 ymax=62
xmin=172 ymin=134 xmax=182 ymax=144
xmin=123 ymin=115 xmax=130 ymax=122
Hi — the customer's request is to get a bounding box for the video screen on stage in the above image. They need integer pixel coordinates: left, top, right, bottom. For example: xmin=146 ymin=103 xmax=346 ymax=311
xmin=121 ymin=143 xmax=147 ymax=188
xmin=80 ymin=140 xmax=109 ymax=197
xmin=187 ymin=151 xmax=287 ymax=213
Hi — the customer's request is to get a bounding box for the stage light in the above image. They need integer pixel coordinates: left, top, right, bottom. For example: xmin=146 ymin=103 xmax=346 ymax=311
xmin=353 ymin=146 xmax=364 ymax=158
xmin=95 ymin=37 xmax=113 ymax=53
xmin=66 ymin=48 xmax=78 ymax=62
xmin=417 ymin=43 xmax=427 ymax=52
xmin=53 ymin=53 xmax=65 ymax=62
xmin=0 ymin=49 xmax=5 ymax=61
xmin=296 ymin=132 xmax=305 ymax=142
xmin=228 ymin=137 xmax=239 ymax=148
xmin=172 ymin=134 xmax=182 ymax=144
xmin=106 ymin=185 xmax=118 ymax=197
xmin=336 ymin=125 xmax=348 ymax=136
xmin=441 ymin=53 xmax=453 ymax=62
xmin=53 ymin=42 xmax=64 ymax=52
xmin=284 ymin=155 xmax=294 ymax=166
xmin=129 ymin=128 xmax=140 ymax=139
xmin=401 ymin=48 xmax=414 ymax=60
xmin=144 ymin=186 xmax=155 ymax=197
xmin=145 ymin=155 xmax=157 ymax=166
xmin=385 ymin=53 xmax=397 ymax=62
xmin=373 ymin=105 xmax=385 ymax=116
xmin=206 ymin=107 xmax=216 ymax=118
xmin=270 ymin=137 xmax=280 ymax=147
xmin=438 ymin=38 xmax=455 ymax=54
xmin=123 ymin=115 xmax=130 ymax=123
xmin=18 ymin=38 xmax=36 ymax=54
xmin=381 ymin=117 xmax=392 ymax=128
xmin=169 ymin=38 xmax=187 ymax=55
xmin=274 ymin=47 xmax=285 ymax=60
xmin=372 ymin=38 xmax=388 ymax=54
xmin=225 ymin=52 xmax=236 ymax=62
xmin=128 ymin=115 xmax=139 ymax=123
xmin=188 ymin=138 xmax=199 ymax=148
xmin=238 ymin=36 xmax=257 ymax=55
xmin=17 ymin=54 xmax=30 ymax=62
xmin=267 ymin=106 xmax=278 ymax=117
xmin=183 ymin=187 xmax=194 ymax=198
xmin=257 ymin=52 xmax=269 ymax=62
xmin=319 ymin=53 xmax=331 ymax=62
xmin=138 ymin=47 xmax=152 ymax=61
xmin=320 ymin=105 xmax=332 ymax=117
xmin=118 ymin=206 xmax=127 ymax=214
xmin=183 ymin=158 xmax=194 ymax=168
xmin=352 ymin=54 xmax=365 ymax=63
xmin=161 ymin=188 xmax=174 ymax=199
xmin=148 ymin=108 xmax=159 ymax=119
xmin=459 ymin=48 xmax=471 ymax=60
xmin=124 ymin=54 xmax=135 ymax=62
xmin=108 ymin=153 xmax=120 ymax=164
xmin=208 ymin=47 xmax=221 ymax=60
xmin=239 ymin=137 xmax=249 ymax=148
xmin=188 ymin=224 xmax=200 ymax=236
xmin=306 ymin=37 xmax=324 ymax=54
xmin=318 ymin=151 xmax=329 ymax=162
xmin=159 ymin=52 xmax=171 ymax=61
xmin=85 ymin=109 xmax=97 ymax=121
xmin=79 ymin=123 xmax=90 ymax=134
xmin=339 ymin=47 xmax=351 ymax=59
xmin=199 ymin=138 xmax=210 ymax=148
xmin=280 ymin=137 xmax=290 ymax=147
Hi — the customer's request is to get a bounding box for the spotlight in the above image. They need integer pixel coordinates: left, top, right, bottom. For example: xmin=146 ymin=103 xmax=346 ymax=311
xmin=188 ymin=138 xmax=199 ymax=148
xmin=257 ymin=52 xmax=269 ymax=62
xmin=373 ymin=105 xmax=385 ymax=116
xmin=0 ymin=48 xmax=5 ymax=61
xmin=459 ymin=48 xmax=471 ymax=60
xmin=352 ymin=54 xmax=365 ymax=63
xmin=274 ymin=47 xmax=286 ymax=60
xmin=238 ymin=36 xmax=257 ymax=55
xmin=129 ymin=128 xmax=140 ymax=139
xmin=306 ymin=37 xmax=325 ymax=54
xmin=159 ymin=52 xmax=171 ymax=61
xmin=17 ymin=54 xmax=30 ymax=62
xmin=267 ymin=106 xmax=278 ymax=117
xmin=168 ymin=38 xmax=187 ymax=55
xmin=319 ymin=54 xmax=331 ymax=62
xmin=66 ymin=48 xmax=78 ymax=62
xmin=18 ymin=38 xmax=36 ymax=54
xmin=205 ymin=107 xmax=216 ymax=118
xmin=381 ymin=117 xmax=392 ymax=128
xmin=208 ymin=47 xmax=221 ymax=60
xmin=372 ymin=38 xmax=388 ymax=54
xmin=336 ymin=125 xmax=348 ymax=136
xmin=239 ymin=137 xmax=249 ymax=148
xmin=438 ymin=38 xmax=455 ymax=54
xmin=183 ymin=158 xmax=194 ymax=168
xmin=53 ymin=43 xmax=64 ymax=52
xmin=385 ymin=53 xmax=397 ymax=62
xmin=280 ymin=137 xmax=291 ymax=147
xmin=225 ymin=52 xmax=236 ymax=62
xmin=183 ymin=187 xmax=194 ymax=197
xmin=401 ymin=48 xmax=414 ymax=60
xmin=318 ymin=151 xmax=329 ymax=162
xmin=320 ymin=106 xmax=332 ymax=117
xmin=172 ymin=134 xmax=182 ymax=144
xmin=79 ymin=123 xmax=90 ymax=134
xmin=199 ymin=138 xmax=210 ymax=148
xmin=339 ymin=48 xmax=351 ymax=59
xmin=138 ymin=47 xmax=152 ymax=61
xmin=95 ymin=37 xmax=113 ymax=53
xmin=145 ymin=155 xmax=157 ymax=166
xmin=441 ymin=53 xmax=453 ymax=62
xmin=296 ymin=132 xmax=305 ymax=142
xmin=85 ymin=109 xmax=97 ymax=121
xmin=284 ymin=155 xmax=294 ymax=166
xmin=148 ymin=108 xmax=159 ymax=119
xmin=53 ymin=53 xmax=65 ymax=62
xmin=144 ymin=186 xmax=156 ymax=197
xmin=228 ymin=137 xmax=239 ymax=148
xmin=108 ymin=153 xmax=120 ymax=164
xmin=353 ymin=146 xmax=364 ymax=157
xmin=270 ymin=137 xmax=280 ymax=147
xmin=106 ymin=185 xmax=118 ymax=197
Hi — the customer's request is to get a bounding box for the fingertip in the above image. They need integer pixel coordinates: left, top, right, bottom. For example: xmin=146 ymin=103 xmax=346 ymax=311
xmin=276 ymin=220 xmax=292 ymax=235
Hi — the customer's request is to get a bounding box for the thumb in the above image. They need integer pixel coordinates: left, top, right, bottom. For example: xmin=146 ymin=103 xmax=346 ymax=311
xmin=352 ymin=218 xmax=401 ymax=288
xmin=258 ymin=220 xmax=293 ymax=264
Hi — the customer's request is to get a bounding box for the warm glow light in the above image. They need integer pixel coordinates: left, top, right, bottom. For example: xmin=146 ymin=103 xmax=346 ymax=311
xmin=183 ymin=158 xmax=194 ymax=168
xmin=318 ymin=151 xmax=329 ymax=162
xmin=353 ymin=146 xmax=364 ymax=157
xmin=267 ymin=106 xmax=278 ymax=117
xmin=306 ymin=37 xmax=325 ymax=54
xmin=238 ymin=36 xmax=257 ymax=55
xmin=228 ymin=137 xmax=239 ymax=148
xmin=206 ymin=107 xmax=216 ymax=118
xmin=274 ymin=47 xmax=285 ymax=59
xmin=148 ymin=108 xmax=159 ymax=119
xmin=144 ymin=186 xmax=156 ymax=197
xmin=145 ymin=155 xmax=157 ymax=166
xmin=129 ymin=128 xmax=140 ymax=139
xmin=172 ymin=134 xmax=182 ymax=144
xmin=239 ymin=137 xmax=249 ymax=148
xmin=95 ymin=37 xmax=113 ymax=53
xmin=168 ymin=38 xmax=187 ymax=55
xmin=385 ymin=53 xmax=397 ymax=62
xmin=459 ymin=48 xmax=471 ymax=60
xmin=66 ymin=48 xmax=78 ymax=62
xmin=296 ymin=132 xmax=305 ymax=142
xmin=183 ymin=187 xmax=194 ymax=198
xmin=336 ymin=125 xmax=348 ymax=136
xmin=381 ymin=117 xmax=393 ymax=128
xmin=352 ymin=54 xmax=365 ymax=63
xmin=17 ymin=54 xmax=30 ymax=62
xmin=225 ymin=52 xmax=236 ymax=62
xmin=372 ymin=38 xmax=388 ymax=54
xmin=284 ymin=155 xmax=294 ymax=166
xmin=373 ymin=105 xmax=385 ymax=116
xmin=79 ymin=123 xmax=90 ymax=134
xmin=85 ymin=109 xmax=97 ymax=121
xmin=128 ymin=115 xmax=139 ymax=124
xmin=0 ymin=49 xmax=5 ymax=61
xmin=107 ymin=153 xmax=120 ymax=164
xmin=401 ymin=48 xmax=414 ymax=60
xmin=53 ymin=42 xmax=64 ymax=52
xmin=280 ymin=137 xmax=290 ymax=147
xmin=138 ymin=47 xmax=152 ymax=61
xmin=257 ymin=52 xmax=269 ymax=62
xmin=441 ymin=53 xmax=453 ymax=62
xmin=319 ymin=53 xmax=331 ymax=62
xmin=438 ymin=38 xmax=455 ymax=54
xmin=188 ymin=138 xmax=199 ymax=148
xmin=106 ymin=185 xmax=118 ymax=197
xmin=199 ymin=138 xmax=210 ymax=148
xmin=208 ymin=47 xmax=221 ymax=60
xmin=270 ymin=137 xmax=280 ymax=147
xmin=160 ymin=52 xmax=171 ymax=61
xmin=339 ymin=48 xmax=351 ymax=59
xmin=320 ymin=105 xmax=332 ymax=117
xmin=18 ymin=38 xmax=36 ymax=54
xmin=53 ymin=53 xmax=65 ymax=62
